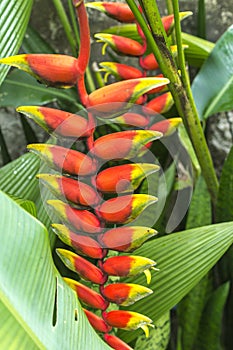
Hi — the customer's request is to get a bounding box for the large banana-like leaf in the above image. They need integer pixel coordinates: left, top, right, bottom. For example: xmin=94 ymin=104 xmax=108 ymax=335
xmin=192 ymin=25 xmax=233 ymax=119
xmin=0 ymin=0 xmax=33 ymax=86
xmin=0 ymin=191 xmax=110 ymax=350
xmin=118 ymin=220 xmax=233 ymax=343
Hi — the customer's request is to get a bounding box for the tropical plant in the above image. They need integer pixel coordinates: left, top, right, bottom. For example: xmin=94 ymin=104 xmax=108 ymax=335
xmin=0 ymin=0 xmax=233 ymax=349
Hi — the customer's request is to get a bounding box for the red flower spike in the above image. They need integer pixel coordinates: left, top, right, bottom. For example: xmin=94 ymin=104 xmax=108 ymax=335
xmin=56 ymin=249 xmax=107 ymax=284
xmin=100 ymin=255 xmax=157 ymax=284
xmin=99 ymin=62 xmax=143 ymax=82
xmin=37 ymin=174 xmax=100 ymax=207
xmin=96 ymin=163 xmax=159 ymax=193
xmin=112 ymin=112 xmax=149 ymax=128
xmin=87 ymin=77 xmax=169 ymax=113
xmin=102 ymin=310 xmax=153 ymax=336
xmin=86 ymin=2 xmax=135 ymax=23
xmin=52 ymin=224 xmax=106 ymax=259
xmin=95 ymin=33 xmax=144 ymax=56
xmin=145 ymin=92 xmax=174 ymax=114
xmin=104 ymin=334 xmax=133 ymax=350
xmin=27 ymin=144 xmax=97 ymax=176
xmin=98 ymin=226 xmax=157 ymax=252
xmin=91 ymin=130 xmax=162 ymax=160
xmin=16 ymin=106 xmax=90 ymax=138
xmin=96 ymin=194 xmax=158 ymax=224
xmin=47 ymin=200 xmax=103 ymax=234
xmin=150 ymin=118 xmax=182 ymax=136
xmin=101 ymin=283 xmax=152 ymax=306
xmin=162 ymin=12 xmax=193 ymax=35
xmin=64 ymin=278 xmax=109 ymax=310
xmin=83 ymin=309 xmax=112 ymax=333
xmin=0 ymin=54 xmax=79 ymax=88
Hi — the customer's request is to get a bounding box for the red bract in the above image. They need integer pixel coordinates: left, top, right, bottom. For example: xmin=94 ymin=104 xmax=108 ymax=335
xmin=104 ymin=334 xmax=133 ymax=350
xmin=86 ymin=2 xmax=135 ymax=23
xmin=84 ymin=309 xmax=112 ymax=333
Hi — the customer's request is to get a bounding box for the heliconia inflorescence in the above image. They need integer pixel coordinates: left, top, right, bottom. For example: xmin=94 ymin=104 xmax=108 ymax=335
xmin=0 ymin=0 xmax=186 ymax=348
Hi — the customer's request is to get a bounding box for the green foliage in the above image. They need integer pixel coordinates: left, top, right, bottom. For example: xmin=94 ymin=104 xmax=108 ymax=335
xmin=192 ymin=25 xmax=233 ymax=119
xmin=0 ymin=0 xmax=33 ymax=85
xmin=0 ymin=191 xmax=110 ymax=350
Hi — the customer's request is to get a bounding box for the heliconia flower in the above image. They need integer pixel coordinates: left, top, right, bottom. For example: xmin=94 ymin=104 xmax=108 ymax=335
xmin=64 ymin=278 xmax=109 ymax=310
xmin=0 ymin=54 xmax=80 ymax=88
xmin=98 ymin=226 xmax=157 ymax=252
xmin=146 ymin=74 xmax=168 ymax=95
xmin=100 ymin=255 xmax=157 ymax=284
xmin=86 ymin=2 xmax=135 ymax=23
xmin=16 ymin=106 xmax=90 ymax=138
xmin=56 ymin=249 xmax=107 ymax=284
xmin=91 ymin=130 xmax=162 ymax=160
xmin=145 ymin=92 xmax=174 ymax=114
xmin=27 ymin=144 xmax=97 ymax=176
xmin=99 ymin=62 xmax=143 ymax=82
xmin=96 ymin=194 xmax=158 ymax=224
xmin=150 ymin=117 xmax=182 ymax=136
xmin=111 ymin=112 xmax=149 ymax=128
xmin=140 ymin=45 xmax=181 ymax=71
xmin=87 ymin=77 xmax=169 ymax=113
xmin=37 ymin=174 xmax=100 ymax=207
xmin=96 ymin=163 xmax=159 ymax=193
xmin=104 ymin=334 xmax=133 ymax=350
xmin=52 ymin=224 xmax=106 ymax=259
xmin=95 ymin=33 xmax=144 ymax=56
xmin=102 ymin=310 xmax=154 ymax=336
xmin=100 ymin=283 xmax=153 ymax=306
xmin=83 ymin=309 xmax=112 ymax=333
xmin=47 ymin=200 xmax=103 ymax=234
xmin=162 ymin=12 xmax=193 ymax=35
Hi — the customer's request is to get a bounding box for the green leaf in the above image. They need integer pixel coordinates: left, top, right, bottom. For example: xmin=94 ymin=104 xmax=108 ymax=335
xmin=0 ymin=70 xmax=82 ymax=109
xmin=0 ymin=191 xmax=110 ymax=350
xmin=0 ymin=0 xmax=33 ymax=86
xmin=134 ymin=312 xmax=170 ymax=350
xmin=192 ymin=25 xmax=233 ymax=119
xmin=118 ymin=221 xmax=233 ymax=343
xmin=7 ymin=193 xmax=37 ymax=217
xmin=182 ymin=32 xmax=214 ymax=67
xmin=178 ymin=175 xmax=212 ymax=350
xmin=194 ymin=282 xmax=230 ymax=350
xmin=0 ymin=126 xmax=11 ymax=165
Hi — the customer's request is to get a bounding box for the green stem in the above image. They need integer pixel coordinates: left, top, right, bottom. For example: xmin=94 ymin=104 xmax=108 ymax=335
xmin=67 ymin=0 xmax=80 ymax=46
xmin=166 ymin=0 xmax=174 ymax=15
xmin=126 ymin=0 xmax=219 ymax=205
xmin=52 ymin=0 xmax=77 ymax=56
xmin=197 ymin=0 xmax=206 ymax=39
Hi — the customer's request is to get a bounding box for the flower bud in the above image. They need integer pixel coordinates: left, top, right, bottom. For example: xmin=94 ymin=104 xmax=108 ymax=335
xmin=102 ymin=310 xmax=153 ymax=336
xmin=96 ymin=163 xmax=159 ymax=193
xmin=56 ymin=249 xmax=107 ymax=284
xmin=52 ymin=224 xmax=106 ymax=259
xmin=140 ymin=45 xmax=180 ymax=71
xmin=47 ymin=200 xmax=103 ymax=234
xmin=37 ymin=174 xmax=100 ymax=207
xmin=91 ymin=130 xmax=162 ymax=160
xmin=100 ymin=255 xmax=157 ymax=284
xmin=96 ymin=194 xmax=157 ymax=224
xmin=104 ymin=334 xmax=133 ymax=350
xmin=87 ymin=77 xmax=169 ymax=113
xmin=112 ymin=112 xmax=149 ymax=128
xmin=64 ymin=278 xmax=109 ymax=310
xmin=101 ymin=283 xmax=152 ymax=306
xmin=86 ymin=2 xmax=135 ymax=23
xmin=98 ymin=226 xmax=157 ymax=252
xmin=0 ymin=54 xmax=79 ymax=88
xmin=16 ymin=106 xmax=90 ymax=138
xmin=27 ymin=144 xmax=97 ymax=176
xmin=99 ymin=62 xmax=143 ymax=81
xmin=95 ymin=33 xmax=144 ymax=56
xmin=150 ymin=118 xmax=182 ymax=136
xmin=162 ymin=12 xmax=193 ymax=35
xmin=83 ymin=309 xmax=112 ymax=333
xmin=145 ymin=92 xmax=174 ymax=114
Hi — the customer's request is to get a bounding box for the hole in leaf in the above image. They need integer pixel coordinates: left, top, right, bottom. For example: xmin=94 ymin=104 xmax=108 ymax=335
xmin=74 ymin=308 xmax=78 ymax=322
xmin=52 ymin=277 xmax=58 ymax=327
